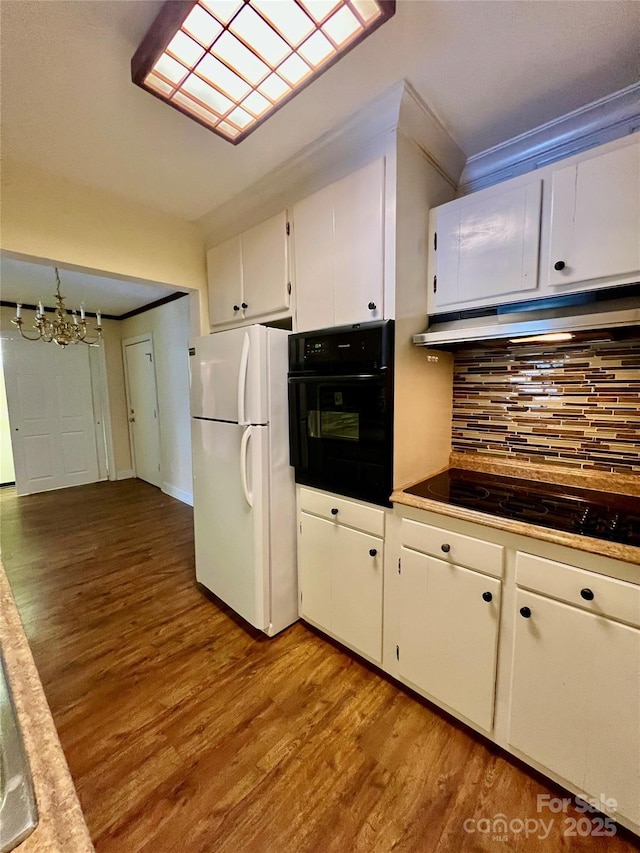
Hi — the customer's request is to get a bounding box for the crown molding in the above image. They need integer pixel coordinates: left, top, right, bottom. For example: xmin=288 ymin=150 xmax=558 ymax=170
xmin=199 ymin=79 xmax=466 ymax=244
xmin=397 ymin=81 xmax=466 ymax=188
xmin=459 ymin=81 xmax=640 ymax=194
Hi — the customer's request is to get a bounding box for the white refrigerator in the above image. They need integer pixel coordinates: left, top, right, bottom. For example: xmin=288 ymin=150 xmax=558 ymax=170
xmin=189 ymin=325 xmax=297 ymax=636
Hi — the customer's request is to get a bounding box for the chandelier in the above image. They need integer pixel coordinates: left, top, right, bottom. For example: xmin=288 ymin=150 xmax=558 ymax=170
xmin=11 ymin=268 xmax=103 ymax=347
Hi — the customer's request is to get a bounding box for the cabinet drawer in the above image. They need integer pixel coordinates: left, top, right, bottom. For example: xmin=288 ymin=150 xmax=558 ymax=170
xmin=401 ymin=519 xmax=503 ymax=578
xmin=298 ymin=488 xmax=385 ymax=537
xmin=516 ymin=552 xmax=640 ymax=628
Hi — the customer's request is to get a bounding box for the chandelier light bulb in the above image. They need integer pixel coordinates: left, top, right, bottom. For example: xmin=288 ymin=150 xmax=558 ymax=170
xmin=11 ymin=268 xmax=104 ymax=348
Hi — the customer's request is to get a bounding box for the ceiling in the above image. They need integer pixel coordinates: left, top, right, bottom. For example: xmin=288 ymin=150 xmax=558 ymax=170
xmin=1 ymin=0 xmax=639 ymax=226
xmin=0 ymin=256 xmax=182 ymax=318
xmin=1 ymin=1 xmax=638 ymax=316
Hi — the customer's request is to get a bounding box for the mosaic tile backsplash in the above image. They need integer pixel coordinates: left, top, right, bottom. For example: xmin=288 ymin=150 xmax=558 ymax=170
xmin=452 ymin=335 xmax=640 ymax=474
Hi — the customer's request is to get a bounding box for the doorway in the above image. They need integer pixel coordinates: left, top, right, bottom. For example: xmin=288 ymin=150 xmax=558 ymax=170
xmin=122 ymin=334 xmax=161 ymax=488
xmin=2 ymin=337 xmax=101 ymax=496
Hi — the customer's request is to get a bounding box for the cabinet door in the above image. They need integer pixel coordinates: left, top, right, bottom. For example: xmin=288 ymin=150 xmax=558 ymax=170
xmin=298 ymin=512 xmax=383 ymax=662
xmin=547 ymin=141 xmax=640 ymax=288
xmin=292 ymin=183 xmax=335 ymax=333
xmin=241 ymin=211 xmax=290 ymax=320
xmin=207 ymin=235 xmax=242 ymax=326
xmin=508 ymin=590 xmax=640 ymax=826
xmin=298 ymin=511 xmax=333 ymax=632
xmin=433 ymin=179 xmax=541 ymax=310
xmin=398 ymin=548 xmax=501 ymax=731
xmin=331 ymin=525 xmax=383 ymax=663
xmin=333 ymin=158 xmax=385 ymax=325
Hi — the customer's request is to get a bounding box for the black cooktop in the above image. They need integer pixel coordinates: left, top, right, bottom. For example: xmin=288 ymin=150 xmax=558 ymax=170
xmin=406 ymin=468 xmax=640 ymax=547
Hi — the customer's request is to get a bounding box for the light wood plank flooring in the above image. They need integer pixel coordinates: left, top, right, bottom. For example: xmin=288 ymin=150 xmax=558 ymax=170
xmin=1 ymin=480 xmax=638 ymax=852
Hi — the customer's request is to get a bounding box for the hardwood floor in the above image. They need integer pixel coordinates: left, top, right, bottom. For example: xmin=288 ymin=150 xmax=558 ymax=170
xmin=1 ymin=479 xmax=638 ymax=853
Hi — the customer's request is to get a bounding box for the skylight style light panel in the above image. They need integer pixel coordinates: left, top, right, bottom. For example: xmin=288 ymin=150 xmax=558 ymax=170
xmin=297 ymin=0 xmax=342 ymax=25
xmin=145 ymin=73 xmax=174 ymax=96
xmin=242 ymin=90 xmax=271 ymax=116
xmin=182 ymin=73 xmax=234 ymax=114
xmin=351 ymin=0 xmax=382 ymax=24
xmin=258 ymin=72 xmax=291 ymax=101
xmin=278 ymin=54 xmax=311 ymax=86
xmin=201 ymin=0 xmax=243 ymax=25
xmin=212 ymin=31 xmax=271 ymax=85
xmin=323 ymin=5 xmax=362 ymax=46
xmin=153 ymin=53 xmax=189 ymax=85
xmin=182 ymin=5 xmax=223 ymax=46
xmin=197 ymin=53 xmax=251 ymax=100
xmin=252 ymin=0 xmax=316 ymax=47
xmin=167 ymin=30 xmax=206 ymax=66
xmin=132 ymin=0 xmax=396 ymax=144
xmin=218 ymin=120 xmax=241 ymax=138
xmin=173 ymin=91 xmax=219 ymax=126
xmin=298 ymin=30 xmax=335 ymax=67
xmin=231 ymin=6 xmax=291 ymax=66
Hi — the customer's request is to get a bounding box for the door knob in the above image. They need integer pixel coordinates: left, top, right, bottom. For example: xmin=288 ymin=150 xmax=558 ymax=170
xmin=482 ymin=591 xmax=493 ymax=602
xmin=330 ymin=507 xmax=339 ymax=515
xmin=580 ymin=588 xmax=594 ymax=601
xmin=129 ymin=417 xmax=136 ymax=423
xmin=519 ymin=606 xmax=532 ymax=618
xmin=554 ymin=260 xmax=566 ymax=271
xmin=441 ymin=543 xmax=451 ymax=553
xmin=369 ymin=549 xmax=377 ymax=557
xmin=233 ymin=305 xmax=240 ymax=312
xmin=241 ymin=302 xmax=248 ymax=309
xmin=368 ymin=302 xmax=377 ymax=310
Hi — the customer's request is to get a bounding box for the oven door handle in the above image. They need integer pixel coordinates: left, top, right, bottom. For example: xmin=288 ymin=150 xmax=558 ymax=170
xmin=288 ymin=373 xmax=382 ymax=382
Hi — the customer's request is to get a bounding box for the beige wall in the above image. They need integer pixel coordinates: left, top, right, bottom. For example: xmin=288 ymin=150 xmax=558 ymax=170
xmin=100 ymin=319 xmax=131 ymax=477
xmin=1 ymin=157 xmax=209 ymax=332
xmin=392 ymin=135 xmax=456 ymax=488
xmin=120 ymin=297 xmax=193 ymax=503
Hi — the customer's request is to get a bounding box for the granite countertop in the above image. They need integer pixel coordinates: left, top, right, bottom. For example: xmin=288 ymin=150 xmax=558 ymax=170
xmin=391 ymin=453 xmax=640 ymax=567
xmin=0 ymin=563 xmax=94 ymax=853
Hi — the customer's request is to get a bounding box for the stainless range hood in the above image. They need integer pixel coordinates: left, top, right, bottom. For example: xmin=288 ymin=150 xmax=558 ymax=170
xmin=413 ymin=286 xmax=640 ymax=347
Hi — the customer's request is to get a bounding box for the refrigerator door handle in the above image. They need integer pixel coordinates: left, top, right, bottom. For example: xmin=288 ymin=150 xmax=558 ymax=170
xmin=237 ymin=332 xmax=250 ymax=425
xmin=240 ymin=425 xmax=253 ymax=507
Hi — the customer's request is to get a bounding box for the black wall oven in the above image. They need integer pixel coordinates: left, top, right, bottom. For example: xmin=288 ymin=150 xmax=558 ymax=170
xmin=288 ymin=321 xmax=394 ymax=506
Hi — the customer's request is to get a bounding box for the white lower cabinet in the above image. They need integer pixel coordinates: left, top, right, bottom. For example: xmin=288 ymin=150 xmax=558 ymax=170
xmin=298 ymin=497 xmax=383 ymax=663
xmin=298 ymin=496 xmax=640 ymax=836
xmin=398 ymin=548 xmax=501 ymax=731
xmin=508 ymin=555 xmax=640 ymax=827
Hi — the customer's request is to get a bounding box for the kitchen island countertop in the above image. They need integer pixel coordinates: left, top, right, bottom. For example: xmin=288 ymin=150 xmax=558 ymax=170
xmin=0 ymin=563 xmax=94 ymax=853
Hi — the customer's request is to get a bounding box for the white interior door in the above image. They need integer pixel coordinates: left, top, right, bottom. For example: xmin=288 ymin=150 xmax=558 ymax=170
xmin=123 ymin=336 xmax=161 ymax=488
xmin=2 ymin=337 xmax=100 ymax=496
xmin=192 ymin=419 xmax=269 ymax=630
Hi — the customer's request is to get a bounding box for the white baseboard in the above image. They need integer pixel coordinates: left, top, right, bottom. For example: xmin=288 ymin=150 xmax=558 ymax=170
xmin=162 ymin=482 xmax=193 ymax=506
xmin=116 ymin=469 xmax=135 ymax=480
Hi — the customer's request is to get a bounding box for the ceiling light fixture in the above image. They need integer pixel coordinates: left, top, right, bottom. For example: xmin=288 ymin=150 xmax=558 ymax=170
xmin=509 ymin=333 xmax=575 ymax=344
xmin=132 ymin=0 xmax=396 ymax=144
xmin=11 ymin=269 xmax=103 ymax=348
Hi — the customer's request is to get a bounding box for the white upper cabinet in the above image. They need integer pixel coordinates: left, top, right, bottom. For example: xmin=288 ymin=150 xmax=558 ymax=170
xmin=428 ymin=134 xmax=640 ymax=314
xmin=292 ymin=182 xmax=335 ymax=332
xmin=431 ymin=179 xmax=542 ymax=311
xmin=241 ymin=211 xmax=290 ymax=320
xmin=546 ymin=142 xmax=640 ymax=290
xmin=332 ymin=158 xmax=385 ymax=325
xmin=293 ymin=158 xmax=385 ymax=332
xmin=207 ymin=235 xmax=243 ymax=326
xmin=207 ymin=210 xmax=290 ymax=328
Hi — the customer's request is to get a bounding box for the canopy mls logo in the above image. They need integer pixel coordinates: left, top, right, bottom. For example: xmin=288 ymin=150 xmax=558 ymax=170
xmin=462 ymin=794 xmax=619 ymax=841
